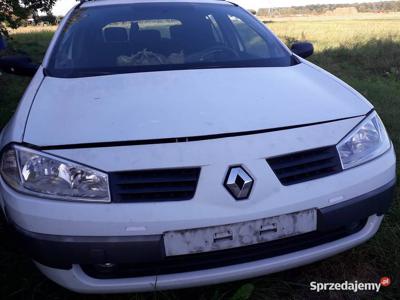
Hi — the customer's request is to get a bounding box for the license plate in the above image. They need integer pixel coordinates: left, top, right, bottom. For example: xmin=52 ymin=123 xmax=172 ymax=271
xmin=164 ymin=209 xmax=317 ymax=256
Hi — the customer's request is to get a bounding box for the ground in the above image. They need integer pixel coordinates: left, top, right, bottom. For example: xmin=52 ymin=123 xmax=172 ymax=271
xmin=0 ymin=18 xmax=399 ymax=300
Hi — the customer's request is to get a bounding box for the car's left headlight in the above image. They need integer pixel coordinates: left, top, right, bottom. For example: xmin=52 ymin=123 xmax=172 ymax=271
xmin=337 ymin=111 xmax=391 ymax=170
xmin=0 ymin=145 xmax=110 ymax=202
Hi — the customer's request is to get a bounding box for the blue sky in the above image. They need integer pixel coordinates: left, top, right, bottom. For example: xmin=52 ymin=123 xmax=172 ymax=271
xmin=52 ymin=0 xmax=386 ymax=16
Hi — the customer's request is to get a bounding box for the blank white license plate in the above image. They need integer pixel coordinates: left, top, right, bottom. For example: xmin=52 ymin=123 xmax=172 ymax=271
xmin=164 ymin=209 xmax=317 ymax=257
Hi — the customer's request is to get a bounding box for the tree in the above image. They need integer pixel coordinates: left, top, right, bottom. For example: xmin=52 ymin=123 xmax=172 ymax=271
xmin=0 ymin=0 xmax=57 ymax=36
xmin=38 ymin=12 xmax=58 ymax=25
xmin=257 ymin=0 xmax=400 ymax=17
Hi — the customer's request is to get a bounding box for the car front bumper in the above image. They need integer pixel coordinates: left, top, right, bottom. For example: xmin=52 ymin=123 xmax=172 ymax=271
xmin=35 ymin=214 xmax=384 ymax=293
xmin=7 ymin=178 xmax=396 ymax=293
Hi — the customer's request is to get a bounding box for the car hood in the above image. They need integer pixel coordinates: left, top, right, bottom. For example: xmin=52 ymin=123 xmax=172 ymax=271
xmin=24 ymin=63 xmax=371 ymax=147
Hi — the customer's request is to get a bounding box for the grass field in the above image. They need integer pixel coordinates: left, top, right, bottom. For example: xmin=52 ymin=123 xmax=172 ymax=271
xmin=0 ymin=18 xmax=399 ymax=300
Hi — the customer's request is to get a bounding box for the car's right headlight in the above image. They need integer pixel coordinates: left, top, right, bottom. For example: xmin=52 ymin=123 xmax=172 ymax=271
xmin=337 ymin=111 xmax=391 ymax=170
xmin=0 ymin=144 xmax=110 ymax=202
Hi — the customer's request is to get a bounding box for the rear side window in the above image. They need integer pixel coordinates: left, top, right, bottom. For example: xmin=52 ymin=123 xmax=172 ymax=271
xmin=47 ymin=3 xmax=293 ymax=77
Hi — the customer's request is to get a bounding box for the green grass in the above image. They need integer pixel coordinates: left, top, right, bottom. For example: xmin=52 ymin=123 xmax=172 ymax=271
xmin=0 ymin=20 xmax=399 ymax=299
xmin=0 ymin=31 xmax=53 ymax=129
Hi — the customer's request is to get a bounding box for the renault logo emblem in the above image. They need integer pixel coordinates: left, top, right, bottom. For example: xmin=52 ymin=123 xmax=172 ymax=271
xmin=224 ymin=166 xmax=254 ymax=200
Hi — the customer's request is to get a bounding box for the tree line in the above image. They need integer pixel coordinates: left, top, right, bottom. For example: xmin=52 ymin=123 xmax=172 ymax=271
xmin=1 ymin=0 xmax=57 ymax=36
xmin=257 ymin=1 xmax=400 ymax=17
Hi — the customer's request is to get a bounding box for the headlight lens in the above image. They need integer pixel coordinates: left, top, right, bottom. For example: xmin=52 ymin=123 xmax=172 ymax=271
xmin=337 ymin=112 xmax=391 ymax=169
xmin=0 ymin=145 xmax=110 ymax=202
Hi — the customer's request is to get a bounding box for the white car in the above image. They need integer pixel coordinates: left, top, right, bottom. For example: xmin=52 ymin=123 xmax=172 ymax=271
xmin=0 ymin=0 xmax=396 ymax=294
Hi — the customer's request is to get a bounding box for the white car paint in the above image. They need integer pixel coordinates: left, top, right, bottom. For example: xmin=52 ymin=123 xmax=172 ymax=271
xmin=24 ymin=64 xmax=371 ymax=146
xmin=2 ymin=139 xmax=395 ymax=237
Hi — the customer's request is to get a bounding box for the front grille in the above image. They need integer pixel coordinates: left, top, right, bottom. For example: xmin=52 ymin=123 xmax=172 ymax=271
xmin=267 ymin=146 xmax=342 ymax=185
xmin=81 ymin=219 xmax=367 ymax=279
xmin=109 ymin=168 xmax=201 ymax=203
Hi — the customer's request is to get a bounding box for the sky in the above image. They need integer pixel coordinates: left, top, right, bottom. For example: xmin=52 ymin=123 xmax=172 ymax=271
xmin=52 ymin=0 xmax=386 ymax=16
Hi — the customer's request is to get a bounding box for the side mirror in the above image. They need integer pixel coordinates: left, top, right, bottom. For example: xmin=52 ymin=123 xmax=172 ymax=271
xmin=291 ymin=42 xmax=314 ymax=59
xmin=0 ymin=55 xmax=39 ymax=76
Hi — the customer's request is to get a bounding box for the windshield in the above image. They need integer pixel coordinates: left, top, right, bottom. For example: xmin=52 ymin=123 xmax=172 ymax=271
xmin=47 ymin=3 xmax=295 ymax=77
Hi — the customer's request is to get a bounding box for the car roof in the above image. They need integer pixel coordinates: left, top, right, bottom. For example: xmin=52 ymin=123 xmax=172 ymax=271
xmin=81 ymin=0 xmax=234 ymax=9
